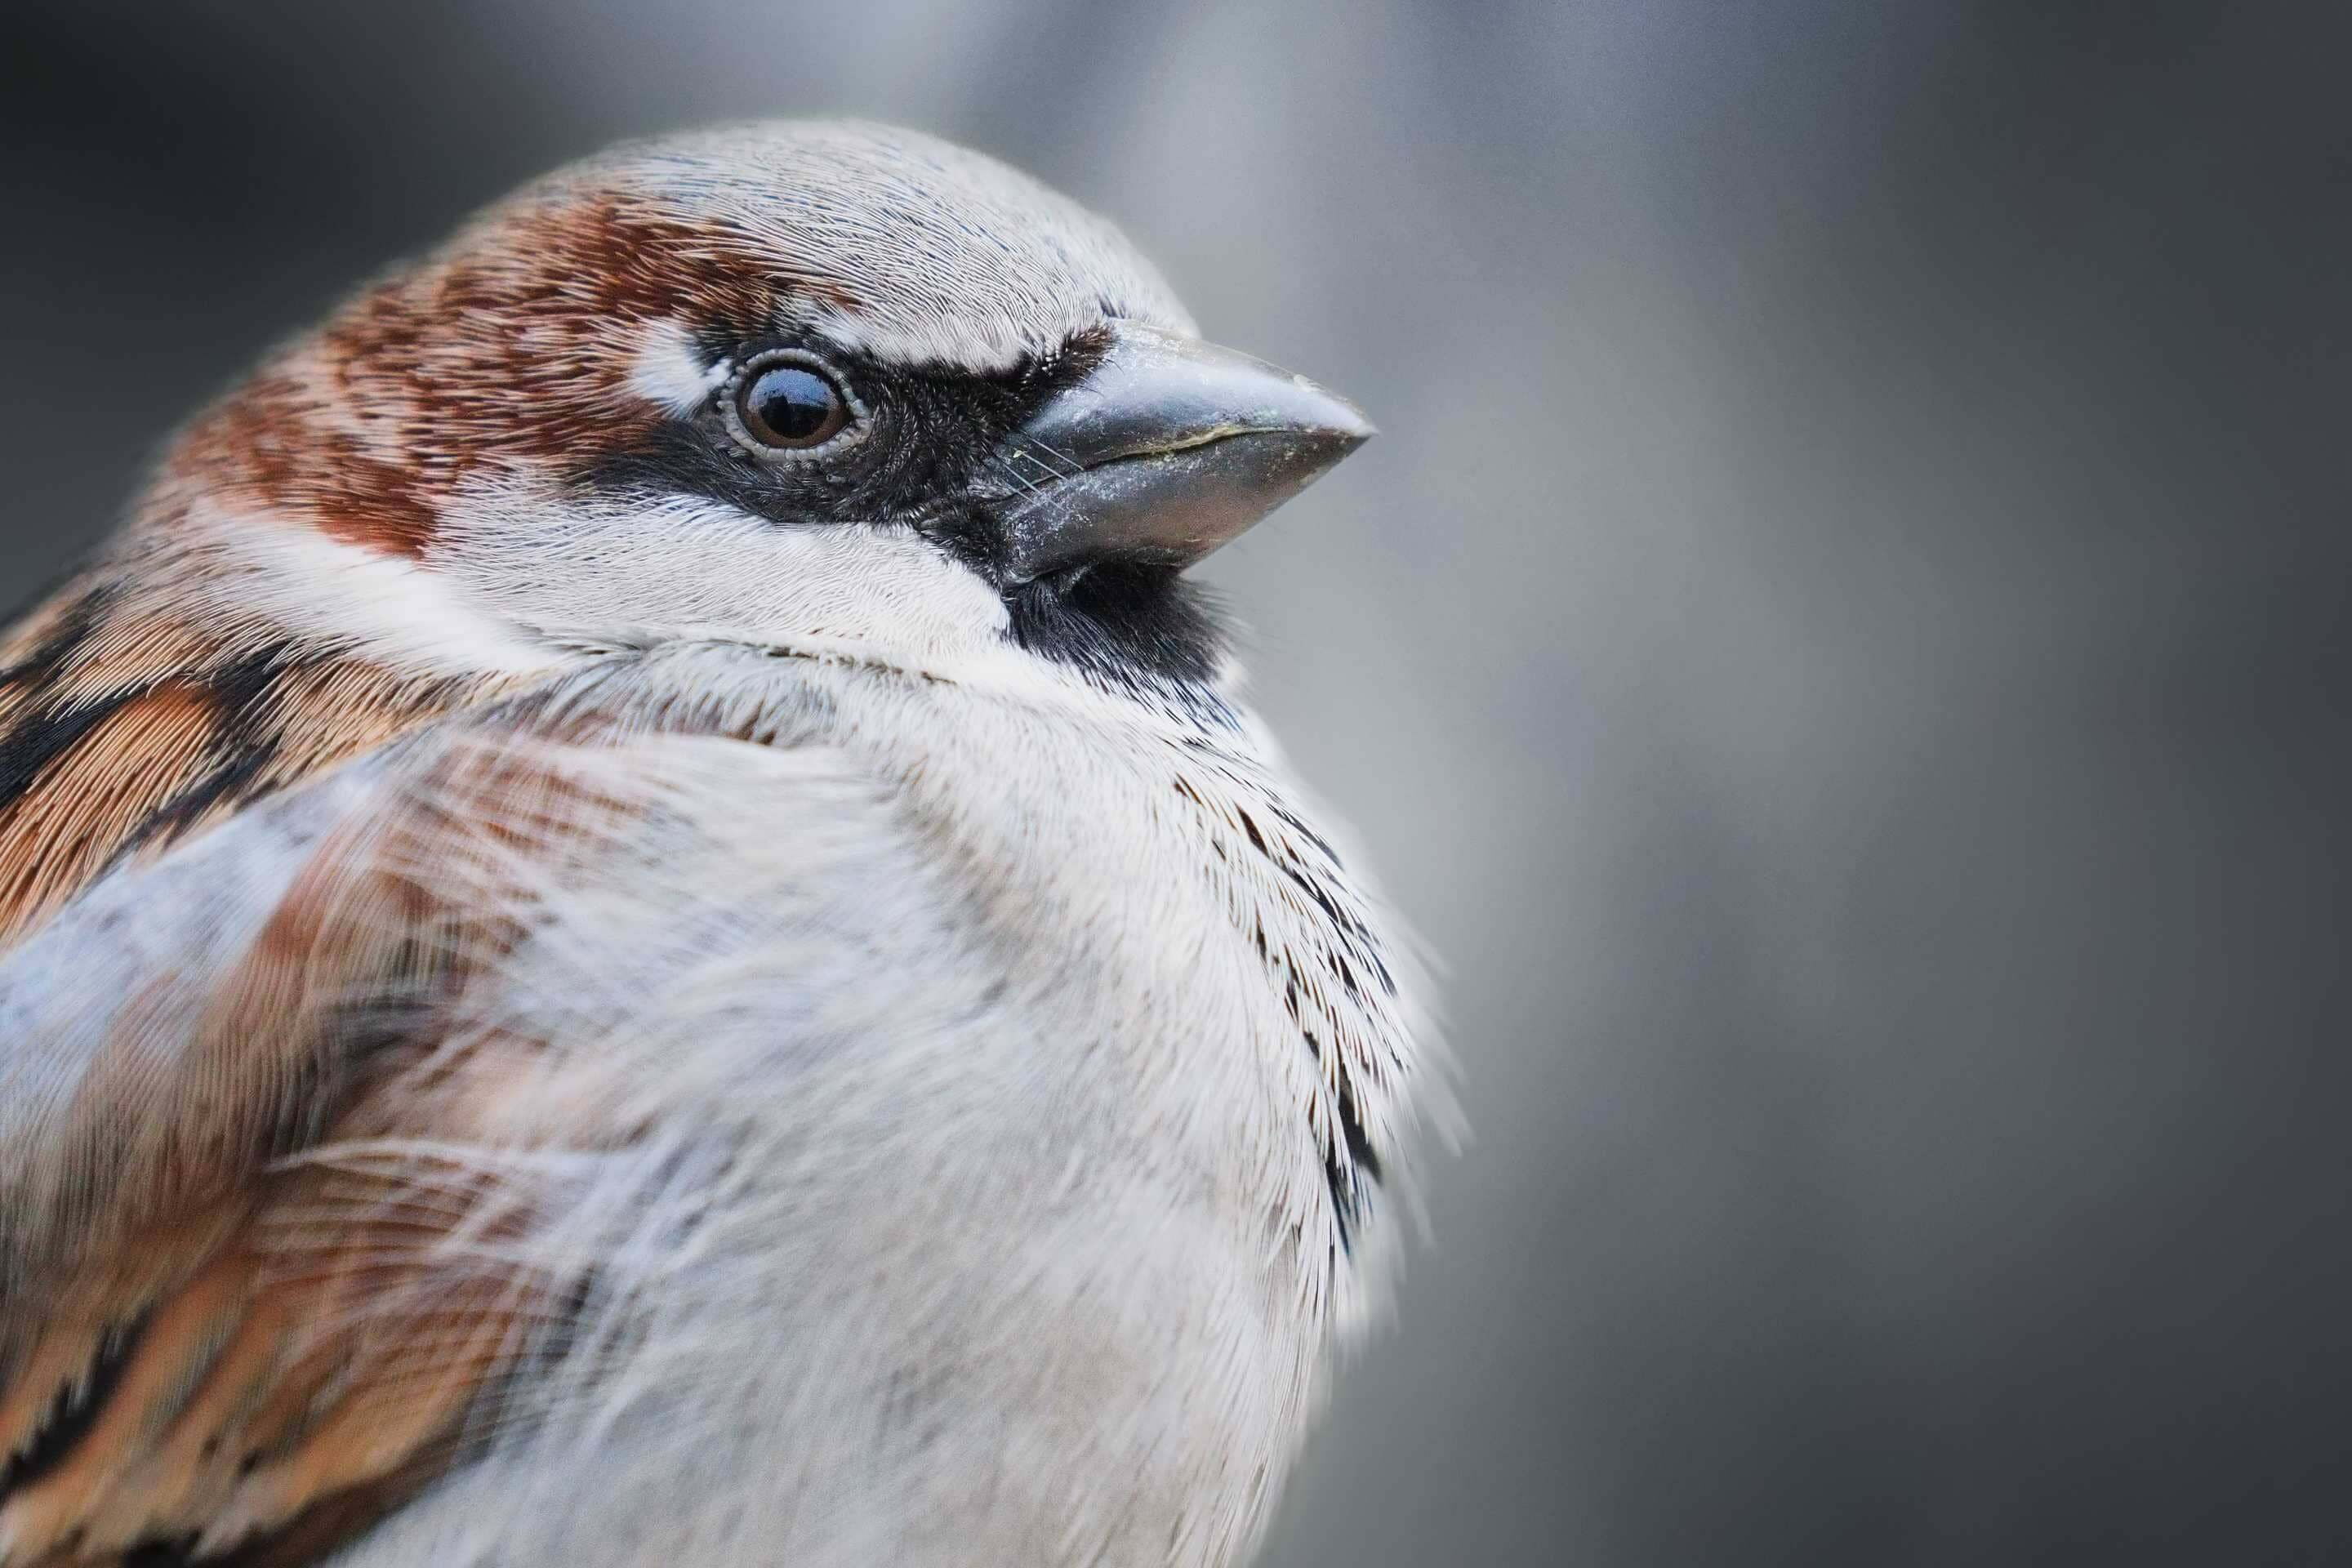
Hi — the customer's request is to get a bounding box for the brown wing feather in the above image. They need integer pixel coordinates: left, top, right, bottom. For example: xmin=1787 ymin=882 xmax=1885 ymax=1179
xmin=0 ymin=731 xmax=647 ymax=1568
xmin=0 ymin=573 xmax=503 ymax=951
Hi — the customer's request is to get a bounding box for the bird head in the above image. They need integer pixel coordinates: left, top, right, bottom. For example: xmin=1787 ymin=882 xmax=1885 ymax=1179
xmin=149 ymin=121 xmax=1372 ymax=706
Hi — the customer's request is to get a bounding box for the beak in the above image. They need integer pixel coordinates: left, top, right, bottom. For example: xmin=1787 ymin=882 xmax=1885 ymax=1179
xmin=986 ymin=324 xmax=1374 ymax=586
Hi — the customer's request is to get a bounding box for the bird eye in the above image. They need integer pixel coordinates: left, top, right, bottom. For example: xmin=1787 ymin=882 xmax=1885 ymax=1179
xmin=731 ymin=354 xmax=855 ymax=451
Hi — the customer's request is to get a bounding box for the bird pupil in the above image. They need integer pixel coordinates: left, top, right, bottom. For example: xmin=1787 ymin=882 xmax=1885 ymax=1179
xmin=749 ymin=366 xmax=838 ymax=443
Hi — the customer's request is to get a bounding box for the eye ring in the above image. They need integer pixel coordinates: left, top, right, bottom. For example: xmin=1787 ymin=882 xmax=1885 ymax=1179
xmin=724 ymin=350 xmax=864 ymax=455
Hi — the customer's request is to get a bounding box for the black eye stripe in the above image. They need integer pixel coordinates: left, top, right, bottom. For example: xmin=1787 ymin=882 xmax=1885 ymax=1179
xmin=582 ymin=327 xmax=1227 ymax=700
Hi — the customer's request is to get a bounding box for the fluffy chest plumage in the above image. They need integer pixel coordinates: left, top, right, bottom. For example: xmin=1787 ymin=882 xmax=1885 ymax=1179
xmin=541 ymin=644 xmax=1421 ymax=1316
xmin=334 ymin=645 xmax=1429 ymax=1566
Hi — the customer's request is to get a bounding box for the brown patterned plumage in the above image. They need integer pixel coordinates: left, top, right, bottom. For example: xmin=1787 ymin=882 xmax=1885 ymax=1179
xmin=0 ymin=716 xmax=670 ymax=1566
xmin=0 ymin=163 xmax=781 ymax=1568
xmin=0 ymin=149 xmax=877 ymax=1561
xmin=0 ymin=584 xmax=494 ymax=950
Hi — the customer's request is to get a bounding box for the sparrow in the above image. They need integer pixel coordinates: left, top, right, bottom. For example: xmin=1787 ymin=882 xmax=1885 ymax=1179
xmin=0 ymin=122 xmax=1437 ymax=1567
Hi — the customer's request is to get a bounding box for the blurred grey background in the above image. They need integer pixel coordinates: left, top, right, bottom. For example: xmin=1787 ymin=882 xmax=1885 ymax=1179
xmin=4 ymin=2 xmax=2347 ymax=1562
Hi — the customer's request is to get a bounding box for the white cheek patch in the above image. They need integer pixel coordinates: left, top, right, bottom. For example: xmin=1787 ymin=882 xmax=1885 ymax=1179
xmin=431 ymin=483 xmax=1015 ymax=675
xmin=185 ymin=502 xmax=560 ymax=677
xmin=627 ymin=319 xmax=731 ymax=415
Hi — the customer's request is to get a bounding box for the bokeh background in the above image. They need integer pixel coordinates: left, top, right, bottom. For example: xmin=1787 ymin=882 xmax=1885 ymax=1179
xmin=5 ymin=3 xmax=2346 ymax=1562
